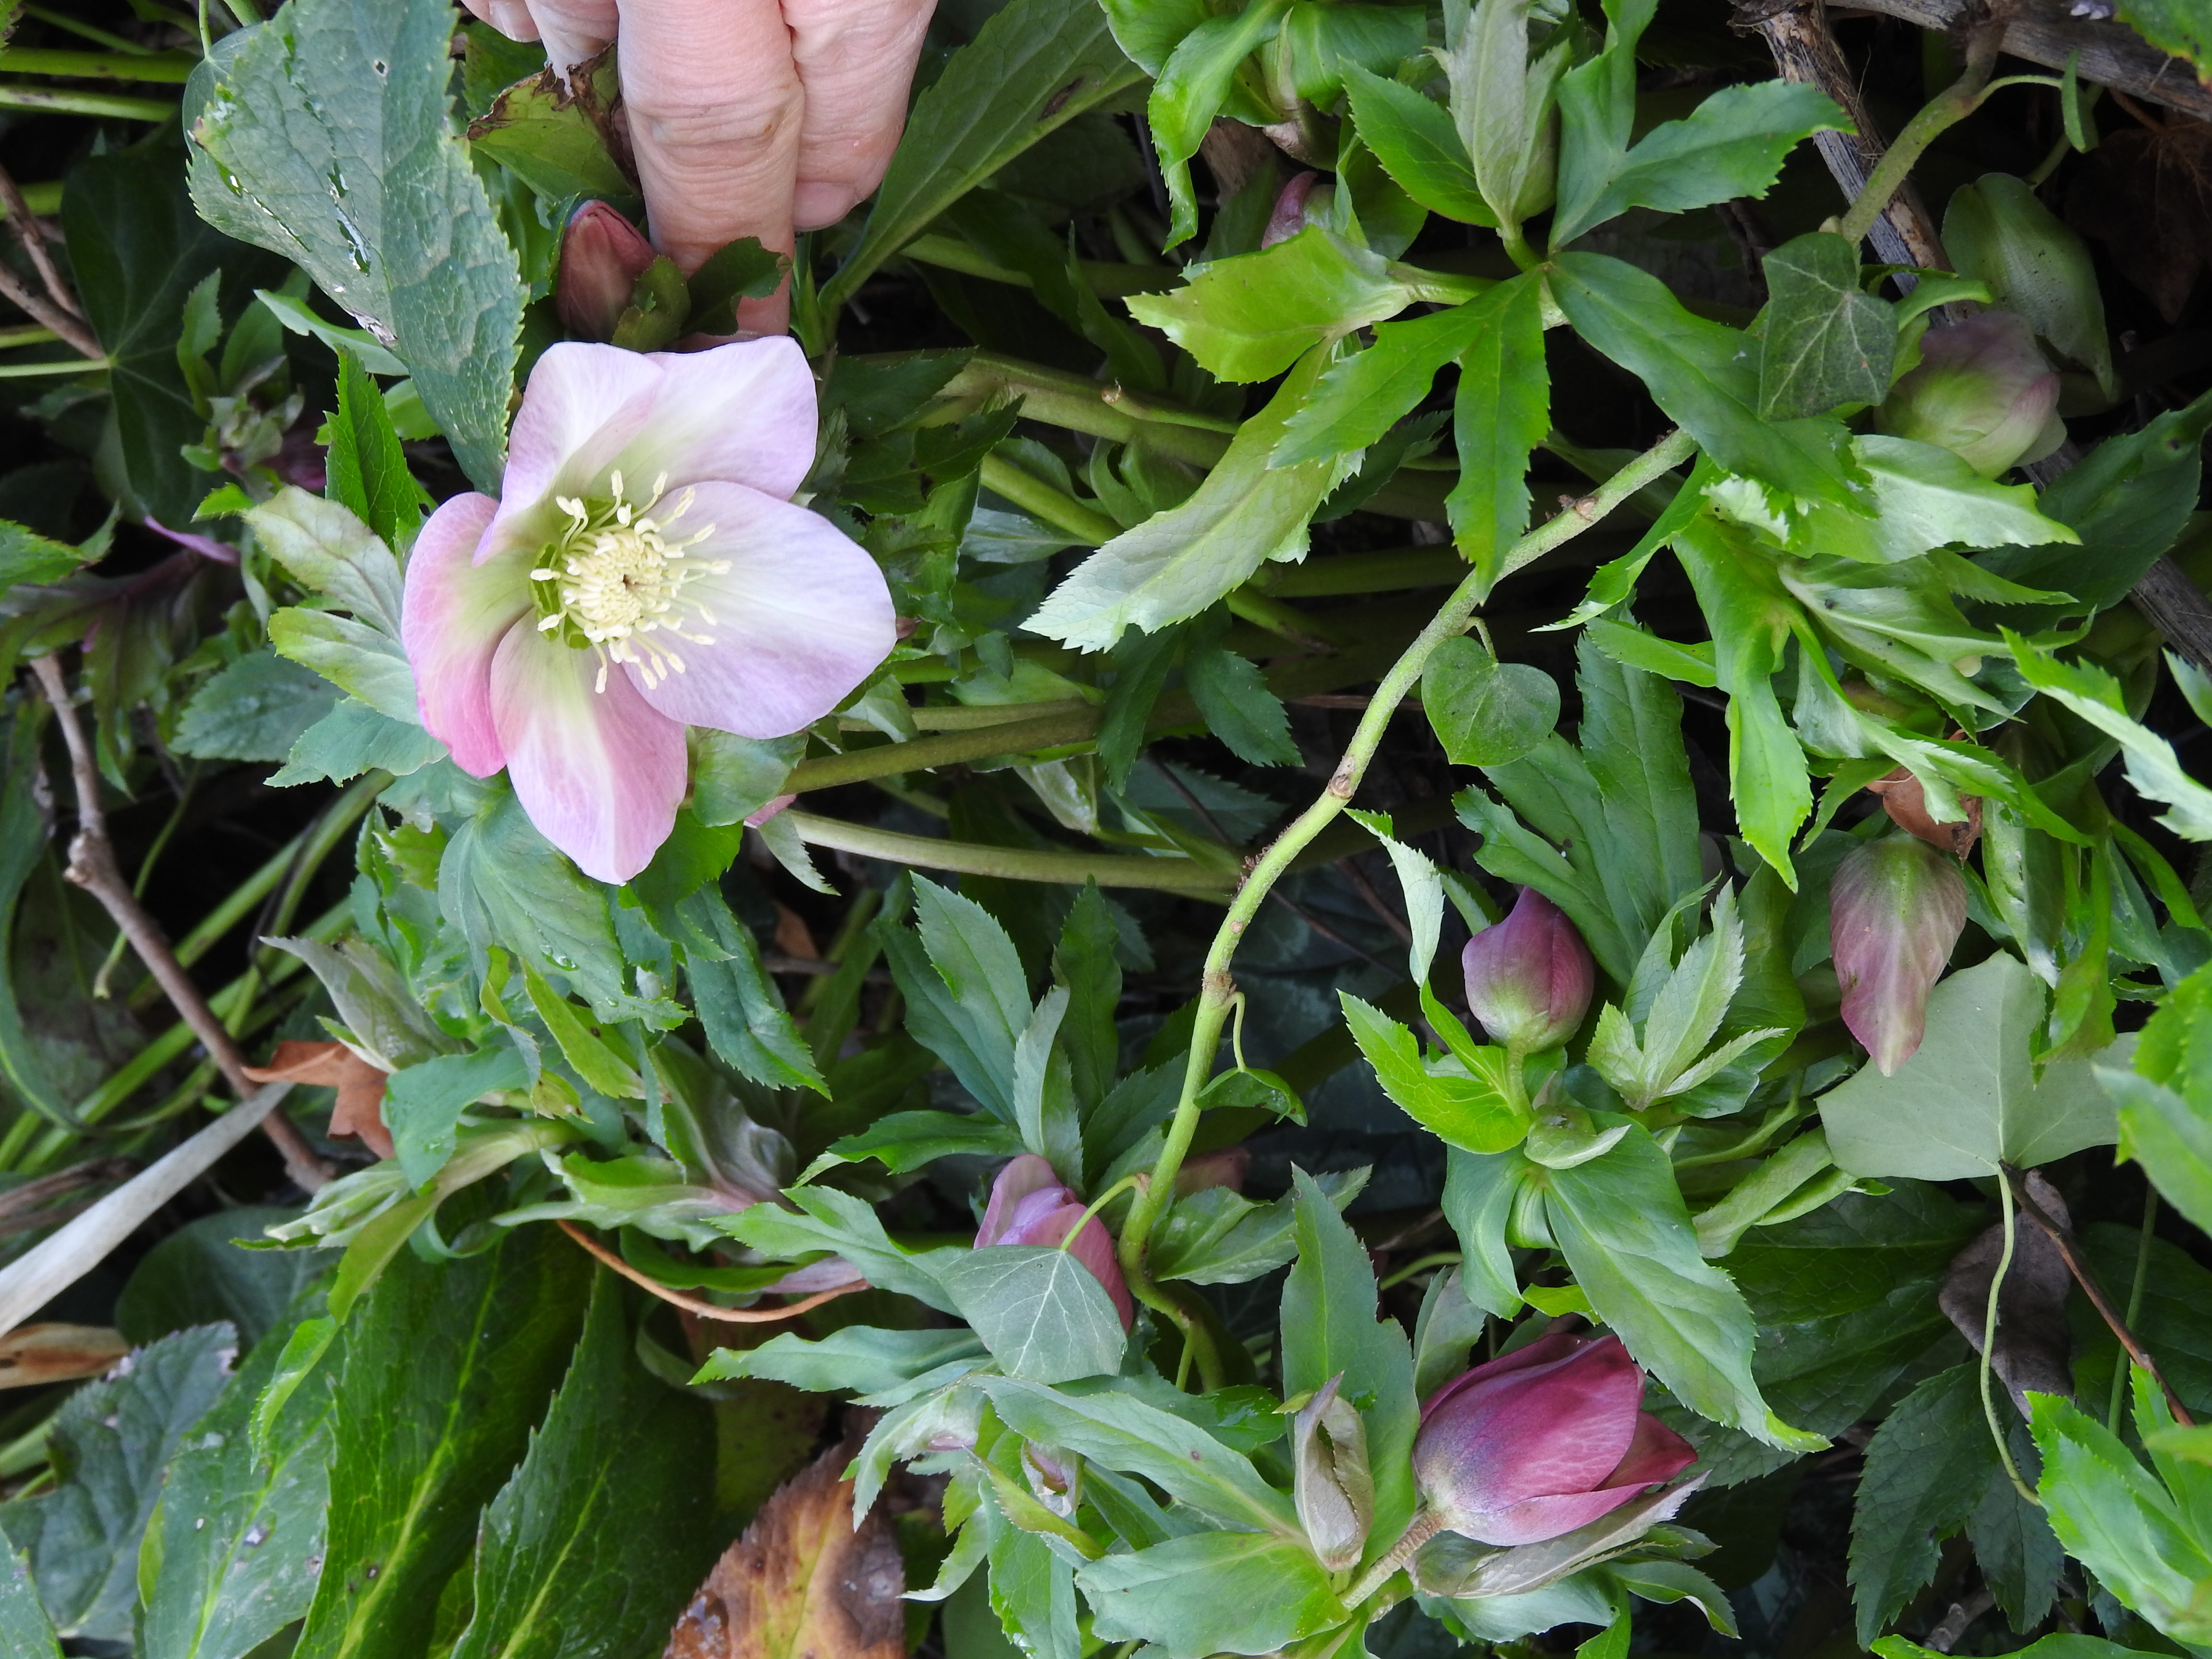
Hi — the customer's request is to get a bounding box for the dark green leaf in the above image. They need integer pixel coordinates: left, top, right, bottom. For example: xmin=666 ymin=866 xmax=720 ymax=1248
xmin=0 ymin=1551 xmax=57 ymax=1659
xmin=325 ymin=348 xmax=424 ymax=555
xmin=295 ymin=1225 xmax=589 ymax=1659
xmin=1551 ymin=252 xmax=1855 ymax=505
xmin=1079 ymin=1531 xmax=1347 ymax=1659
xmin=438 ymin=791 xmax=631 ymax=1020
xmin=189 ymin=0 xmax=524 ymax=489
xmin=1846 ymin=1365 xmax=1997 ymax=1643
xmin=934 ymin=1247 xmax=1126 ymax=1382
xmin=117 ymin=1207 xmax=335 ymax=1349
xmin=0 ymin=1325 xmax=237 ymax=1644
xmin=448 ymin=1272 xmax=718 ymax=1659
xmin=1445 ymin=274 xmax=1549 ymax=587
xmin=1757 ymin=232 xmax=1896 ymax=420
xmin=174 ymin=649 xmax=341 ymax=763
xmin=1185 ymin=637 xmax=1300 ymax=767
xmin=1421 ymin=636 xmax=1559 ymax=767
xmin=1343 ymin=67 xmax=1492 ymax=225
xmin=684 ymin=891 xmax=828 ymax=1096
xmin=698 ymin=1326 xmax=988 ymax=1395
xmin=269 ymin=697 xmax=446 ymax=787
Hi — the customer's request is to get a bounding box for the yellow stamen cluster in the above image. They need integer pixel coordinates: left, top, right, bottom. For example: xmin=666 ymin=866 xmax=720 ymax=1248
xmin=530 ymin=470 xmax=729 ymax=693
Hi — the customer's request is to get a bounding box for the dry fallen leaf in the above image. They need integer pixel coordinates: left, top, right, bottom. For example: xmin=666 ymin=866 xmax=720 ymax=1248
xmin=0 ymin=1323 xmax=130 ymax=1390
xmin=243 ymin=1039 xmax=395 ymax=1160
xmin=665 ymin=1425 xmax=907 ymax=1659
xmin=1865 ymin=768 xmax=1983 ymax=858
xmin=1938 ymin=1170 xmax=2074 ymax=1415
xmin=2067 ymin=118 xmax=2212 ymax=325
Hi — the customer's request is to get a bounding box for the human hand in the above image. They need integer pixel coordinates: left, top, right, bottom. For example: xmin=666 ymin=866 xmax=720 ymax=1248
xmin=466 ymin=0 xmax=937 ymax=333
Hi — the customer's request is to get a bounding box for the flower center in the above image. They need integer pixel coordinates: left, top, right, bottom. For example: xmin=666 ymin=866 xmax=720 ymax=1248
xmin=530 ymin=471 xmax=730 ymax=692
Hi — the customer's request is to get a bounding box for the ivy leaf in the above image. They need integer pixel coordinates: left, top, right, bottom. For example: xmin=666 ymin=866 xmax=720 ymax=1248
xmin=188 ymin=0 xmax=523 ymax=488
xmin=1421 ymin=635 xmax=1559 ymax=768
xmin=1822 ymin=953 xmax=2124 ymax=1180
xmin=1757 ymin=232 xmax=1896 ymax=420
xmin=934 ymin=1247 xmax=1127 ymax=1383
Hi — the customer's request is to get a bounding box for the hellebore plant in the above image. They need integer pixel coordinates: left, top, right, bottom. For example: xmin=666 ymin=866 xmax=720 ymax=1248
xmin=1831 ymin=833 xmax=1969 ymax=1075
xmin=1876 ymin=311 xmax=2063 ymax=478
xmin=977 ymin=1154 xmax=1135 ymax=1329
xmin=1462 ymin=889 xmax=1595 ymax=1058
xmin=402 ymin=339 xmax=896 ymax=883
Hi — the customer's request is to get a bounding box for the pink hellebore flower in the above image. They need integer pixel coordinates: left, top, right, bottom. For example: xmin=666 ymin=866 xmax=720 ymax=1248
xmin=556 ymin=201 xmax=657 ymax=342
xmin=1461 ymin=888 xmax=1595 ymax=1056
xmin=977 ymin=1154 xmax=1135 ymax=1330
xmin=401 ymin=339 xmax=895 ymax=883
xmin=1830 ymin=833 xmax=1968 ymax=1076
xmin=1414 ymin=1330 xmax=1696 ymax=1546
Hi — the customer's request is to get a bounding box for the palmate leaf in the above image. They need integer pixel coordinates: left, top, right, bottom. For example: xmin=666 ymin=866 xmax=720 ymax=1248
xmin=1757 ymin=232 xmax=1896 ymax=419
xmin=188 ymin=0 xmax=521 ymax=488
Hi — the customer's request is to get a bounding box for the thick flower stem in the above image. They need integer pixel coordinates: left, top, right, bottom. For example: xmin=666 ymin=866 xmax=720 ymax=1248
xmin=1114 ymin=428 xmax=1699 ymax=1322
xmin=1343 ymin=1509 xmax=1448 ymax=1609
xmin=0 ymin=84 xmax=174 ymax=120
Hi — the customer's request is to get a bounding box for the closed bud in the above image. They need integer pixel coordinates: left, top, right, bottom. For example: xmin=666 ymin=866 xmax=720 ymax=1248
xmin=977 ymin=1154 xmax=1134 ymax=1330
xmin=1413 ymin=1332 xmax=1695 ymax=1546
xmin=1292 ymin=1375 xmax=1374 ymax=1572
xmin=1262 ymin=172 xmax=1334 ymax=249
xmin=1830 ymin=834 xmax=1969 ymax=1075
xmin=556 ymin=201 xmax=656 ymax=342
xmin=1876 ymin=311 xmax=2063 ymax=478
xmin=1022 ymin=1443 xmax=1082 ymax=1518
xmin=1462 ymin=889 xmax=1594 ymax=1056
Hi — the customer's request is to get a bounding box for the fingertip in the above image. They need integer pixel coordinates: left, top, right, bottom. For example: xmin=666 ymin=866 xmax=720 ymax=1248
xmin=487 ymin=0 xmax=541 ymax=39
xmin=793 ymin=181 xmax=861 ymax=231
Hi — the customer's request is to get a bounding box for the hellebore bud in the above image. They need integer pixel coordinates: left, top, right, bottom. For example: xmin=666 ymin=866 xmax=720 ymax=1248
xmin=1944 ymin=173 xmax=2116 ymax=409
xmin=1461 ymin=889 xmax=1594 ymax=1056
xmin=1830 ymin=834 xmax=1969 ymax=1076
xmin=1413 ymin=1331 xmax=1695 ymax=1547
xmin=1262 ymin=172 xmax=1334 ymax=250
xmin=977 ymin=1154 xmax=1134 ymax=1329
xmin=1292 ymin=1374 xmax=1375 ymax=1572
xmin=556 ymin=201 xmax=656 ymax=342
xmin=1876 ymin=311 xmax=2063 ymax=478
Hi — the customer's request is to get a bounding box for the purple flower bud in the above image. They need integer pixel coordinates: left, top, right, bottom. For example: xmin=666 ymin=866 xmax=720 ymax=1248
xmin=1461 ymin=889 xmax=1594 ymax=1055
xmin=1876 ymin=311 xmax=2062 ymax=478
xmin=1261 ymin=172 xmax=1333 ymax=250
xmin=1830 ymin=834 xmax=1969 ymax=1076
xmin=1414 ymin=1331 xmax=1695 ymax=1546
xmin=556 ymin=201 xmax=657 ymax=342
xmin=977 ymin=1154 xmax=1134 ymax=1329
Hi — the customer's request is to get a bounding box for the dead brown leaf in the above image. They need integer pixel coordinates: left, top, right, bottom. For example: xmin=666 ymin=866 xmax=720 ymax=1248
xmin=243 ymin=1039 xmax=394 ymax=1160
xmin=1864 ymin=768 xmax=1983 ymax=858
xmin=771 ymin=904 xmax=821 ymax=962
xmin=1938 ymin=1170 xmax=2074 ymax=1416
xmin=0 ymin=1323 xmax=130 ymax=1389
xmin=665 ymin=1425 xmax=907 ymax=1659
xmin=2067 ymin=118 xmax=2212 ymax=324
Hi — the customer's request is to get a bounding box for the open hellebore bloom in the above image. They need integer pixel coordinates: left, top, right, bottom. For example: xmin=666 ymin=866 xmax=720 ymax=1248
xmin=1414 ymin=1330 xmax=1695 ymax=1546
xmin=977 ymin=1154 xmax=1134 ymax=1329
xmin=1462 ymin=888 xmax=1594 ymax=1055
xmin=402 ymin=339 xmax=896 ymax=883
xmin=1876 ymin=311 xmax=2063 ymax=478
xmin=1831 ymin=833 xmax=1968 ymax=1075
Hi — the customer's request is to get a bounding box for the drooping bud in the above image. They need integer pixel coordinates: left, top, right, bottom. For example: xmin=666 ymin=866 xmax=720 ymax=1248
xmin=976 ymin=1154 xmax=1134 ymax=1329
xmin=1022 ymin=1443 xmax=1083 ymax=1518
xmin=1413 ymin=1331 xmax=1695 ymax=1547
xmin=1944 ymin=173 xmax=2116 ymax=409
xmin=1461 ymin=889 xmax=1594 ymax=1056
xmin=556 ymin=201 xmax=657 ymax=341
xmin=1875 ymin=311 xmax=2063 ymax=478
xmin=1830 ymin=834 xmax=1969 ymax=1075
xmin=1262 ymin=172 xmax=1333 ymax=249
xmin=1863 ymin=768 xmax=1982 ymax=858
xmin=1292 ymin=1374 xmax=1374 ymax=1572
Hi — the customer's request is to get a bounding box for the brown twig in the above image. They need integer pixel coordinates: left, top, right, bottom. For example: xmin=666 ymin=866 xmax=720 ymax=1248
xmin=0 ymin=159 xmax=80 ymax=324
xmin=555 ymin=1219 xmax=867 ymax=1322
xmin=28 ymin=655 xmax=331 ymax=1191
xmin=2003 ymin=1164 xmax=2195 ymax=1426
xmin=0 ymin=262 xmax=100 ymax=360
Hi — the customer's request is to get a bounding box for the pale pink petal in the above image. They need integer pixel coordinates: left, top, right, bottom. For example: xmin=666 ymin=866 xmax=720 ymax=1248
xmin=622 ymin=482 xmax=894 ymax=738
xmin=614 ymin=337 xmax=820 ymax=501
xmin=484 ymin=343 xmax=666 ymax=559
xmin=1456 ymin=1484 xmax=1656 ymax=1548
xmin=488 ymin=625 xmax=687 ymax=883
xmin=400 ymin=492 xmax=527 ymax=776
xmin=978 ymin=1154 xmax=1065 ymax=1246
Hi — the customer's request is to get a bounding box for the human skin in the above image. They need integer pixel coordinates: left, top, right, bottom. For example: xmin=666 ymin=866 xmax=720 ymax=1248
xmin=465 ymin=0 xmax=937 ymax=333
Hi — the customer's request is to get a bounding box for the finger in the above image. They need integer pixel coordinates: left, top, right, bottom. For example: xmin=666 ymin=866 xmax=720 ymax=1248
xmin=618 ymin=0 xmax=803 ymax=331
xmin=458 ymin=0 xmax=543 ymax=42
xmin=782 ymin=0 xmax=937 ymax=229
xmin=523 ymin=0 xmax=619 ymax=73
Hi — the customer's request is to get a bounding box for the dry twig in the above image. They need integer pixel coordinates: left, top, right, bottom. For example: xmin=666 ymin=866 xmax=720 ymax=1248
xmin=29 ymin=654 xmax=331 ymax=1190
xmin=0 ymin=158 xmax=80 ymax=325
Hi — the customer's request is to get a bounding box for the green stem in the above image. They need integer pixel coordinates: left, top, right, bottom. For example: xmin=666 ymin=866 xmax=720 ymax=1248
xmin=2106 ymin=1188 xmax=2160 ymax=1431
xmin=790 ymin=709 xmax=1105 ymax=792
xmin=0 ymin=84 xmax=174 ymax=119
xmin=1115 ymin=428 xmax=1699 ymax=1303
xmin=784 ymin=810 xmax=1237 ymax=896
xmin=1225 ymin=589 xmax=1345 ymax=649
xmin=1834 ymin=59 xmax=2057 ymax=247
xmin=0 ymin=358 xmax=108 ymax=378
xmin=0 ymin=326 xmax=57 ymax=351
xmin=0 ymin=180 xmax=62 ymax=220
xmin=1252 ymin=548 xmax=1468 ymax=599
xmin=0 ymin=48 xmax=198 ymax=82
xmin=900 ymin=233 xmax=1169 ymax=301
xmin=1058 ymin=1173 xmax=1144 ymax=1250
xmin=22 ymin=7 xmax=160 ymax=53
xmin=977 ymin=452 xmax=1122 ymax=544
xmin=1344 ymin=1508 xmax=1447 ymax=1608
xmin=1979 ymin=1172 xmax=2042 ymax=1504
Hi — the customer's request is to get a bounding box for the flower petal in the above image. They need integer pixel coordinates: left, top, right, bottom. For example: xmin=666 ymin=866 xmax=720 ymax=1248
xmin=401 ymin=492 xmax=527 ymax=776
xmin=615 ymin=337 xmax=820 ymax=501
xmin=1415 ymin=1334 xmax=1644 ymax=1511
xmin=1455 ymin=1484 xmax=1653 ymax=1548
xmin=488 ymin=625 xmax=687 ymax=884
xmin=624 ymin=482 xmax=894 ymax=738
xmin=1602 ymin=1411 xmax=1698 ymax=1491
xmin=485 ymin=343 xmax=666 ymax=557
xmin=978 ymin=1154 xmax=1065 ymax=1247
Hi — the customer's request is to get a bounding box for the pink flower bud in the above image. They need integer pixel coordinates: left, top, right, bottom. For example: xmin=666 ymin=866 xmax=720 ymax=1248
xmin=1876 ymin=311 xmax=2062 ymax=478
xmin=556 ymin=201 xmax=657 ymax=342
xmin=1461 ymin=889 xmax=1594 ymax=1055
xmin=1261 ymin=171 xmax=1333 ymax=250
xmin=1413 ymin=1331 xmax=1695 ymax=1546
xmin=1830 ymin=834 xmax=1968 ymax=1076
xmin=977 ymin=1154 xmax=1134 ymax=1329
